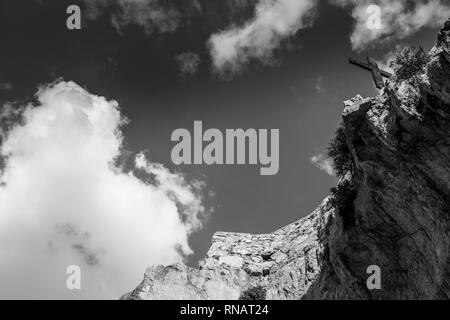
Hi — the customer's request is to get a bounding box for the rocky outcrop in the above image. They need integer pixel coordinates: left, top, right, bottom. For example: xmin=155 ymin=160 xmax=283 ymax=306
xmin=122 ymin=19 xmax=450 ymax=300
xmin=122 ymin=199 xmax=332 ymax=300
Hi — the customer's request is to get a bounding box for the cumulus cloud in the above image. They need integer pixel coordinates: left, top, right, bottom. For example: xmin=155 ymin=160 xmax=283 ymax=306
xmin=175 ymin=52 xmax=201 ymax=77
xmin=331 ymin=0 xmax=450 ymax=51
xmin=0 ymin=81 xmax=208 ymax=299
xmin=84 ymin=0 xmax=181 ymax=35
xmin=208 ymin=0 xmax=318 ymax=77
xmin=311 ymin=153 xmax=334 ymax=176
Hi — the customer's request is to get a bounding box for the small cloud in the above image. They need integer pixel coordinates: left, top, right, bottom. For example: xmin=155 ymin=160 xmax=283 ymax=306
xmin=208 ymin=0 xmax=318 ymax=78
xmin=0 ymin=82 xmax=13 ymax=91
xmin=84 ymin=0 xmax=181 ymax=35
xmin=314 ymin=76 xmax=325 ymax=94
xmin=311 ymin=153 xmax=334 ymax=176
xmin=175 ymin=52 xmax=201 ymax=77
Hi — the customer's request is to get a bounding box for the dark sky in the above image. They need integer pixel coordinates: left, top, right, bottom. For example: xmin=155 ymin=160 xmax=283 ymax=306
xmin=0 ymin=0 xmax=441 ymax=267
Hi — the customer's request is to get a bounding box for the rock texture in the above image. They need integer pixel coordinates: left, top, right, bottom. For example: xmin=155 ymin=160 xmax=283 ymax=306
xmin=122 ymin=20 xmax=450 ymax=300
xmin=122 ymin=199 xmax=332 ymax=300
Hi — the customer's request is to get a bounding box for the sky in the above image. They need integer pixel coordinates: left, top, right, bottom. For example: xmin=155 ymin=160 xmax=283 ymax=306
xmin=0 ymin=0 xmax=447 ymax=299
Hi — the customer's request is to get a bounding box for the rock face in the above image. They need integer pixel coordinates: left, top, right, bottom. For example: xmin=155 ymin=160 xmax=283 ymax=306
xmin=122 ymin=199 xmax=332 ymax=300
xmin=122 ymin=20 xmax=450 ymax=300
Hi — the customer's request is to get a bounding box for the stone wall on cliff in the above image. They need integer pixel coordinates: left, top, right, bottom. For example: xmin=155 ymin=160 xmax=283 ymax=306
xmin=122 ymin=19 xmax=450 ymax=300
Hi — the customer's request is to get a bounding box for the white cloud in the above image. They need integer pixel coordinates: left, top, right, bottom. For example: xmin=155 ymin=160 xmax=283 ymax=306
xmin=311 ymin=153 xmax=334 ymax=176
xmin=175 ymin=52 xmax=201 ymax=77
xmin=331 ymin=0 xmax=450 ymax=50
xmin=208 ymin=0 xmax=318 ymax=77
xmin=0 ymin=81 xmax=208 ymax=299
xmin=84 ymin=0 xmax=181 ymax=35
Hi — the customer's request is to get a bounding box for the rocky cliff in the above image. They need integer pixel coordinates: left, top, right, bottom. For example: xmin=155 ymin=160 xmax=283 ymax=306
xmin=122 ymin=19 xmax=450 ymax=300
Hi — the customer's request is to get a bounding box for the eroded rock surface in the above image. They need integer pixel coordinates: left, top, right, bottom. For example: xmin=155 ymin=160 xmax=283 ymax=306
xmin=122 ymin=199 xmax=331 ymax=300
xmin=122 ymin=19 xmax=450 ymax=300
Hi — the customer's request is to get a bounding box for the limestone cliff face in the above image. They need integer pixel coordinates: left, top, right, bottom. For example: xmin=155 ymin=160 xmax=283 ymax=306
xmin=122 ymin=20 xmax=450 ymax=300
xmin=121 ymin=199 xmax=332 ymax=300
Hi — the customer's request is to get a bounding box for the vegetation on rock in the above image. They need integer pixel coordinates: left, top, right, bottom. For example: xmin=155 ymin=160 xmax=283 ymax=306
xmin=238 ymin=286 xmax=266 ymax=300
xmin=327 ymin=124 xmax=353 ymax=179
xmin=390 ymin=46 xmax=430 ymax=82
xmin=327 ymin=124 xmax=357 ymax=227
